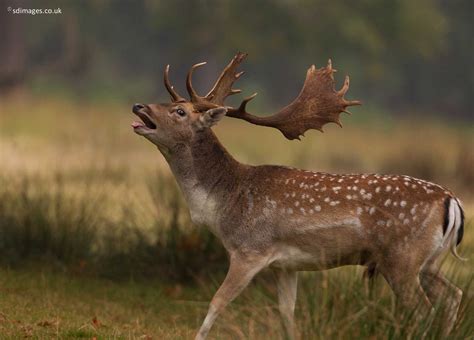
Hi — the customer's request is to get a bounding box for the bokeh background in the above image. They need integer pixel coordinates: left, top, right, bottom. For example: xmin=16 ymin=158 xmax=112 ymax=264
xmin=0 ymin=0 xmax=472 ymax=338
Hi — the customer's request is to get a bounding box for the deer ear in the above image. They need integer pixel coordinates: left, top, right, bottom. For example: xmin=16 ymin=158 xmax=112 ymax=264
xmin=197 ymin=107 xmax=227 ymax=129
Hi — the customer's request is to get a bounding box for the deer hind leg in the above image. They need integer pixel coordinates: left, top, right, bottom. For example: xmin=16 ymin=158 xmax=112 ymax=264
xmin=274 ymin=269 xmax=298 ymax=340
xmin=380 ymin=263 xmax=434 ymax=328
xmin=419 ymin=268 xmax=463 ymax=335
xmin=195 ymin=253 xmax=268 ymax=340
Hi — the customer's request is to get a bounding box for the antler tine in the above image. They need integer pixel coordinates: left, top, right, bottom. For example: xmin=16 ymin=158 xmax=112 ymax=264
xmin=226 ymin=60 xmax=362 ymax=140
xmin=338 ymin=75 xmax=350 ymax=96
xmin=338 ymin=75 xmax=362 ymax=106
xmin=186 ymin=62 xmax=207 ymax=102
xmin=205 ymin=52 xmax=247 ymax=105
xmin=228 ymin=92 xmax=258 ymax=114
xmin=164 ymin=65 xmax=185 ymax=102
xmin=345 ymin=99 xmax=362 ymax=106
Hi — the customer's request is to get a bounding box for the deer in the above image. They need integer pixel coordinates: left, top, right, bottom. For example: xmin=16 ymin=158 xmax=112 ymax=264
xmin=131 ymin=52 xmax=466 ymax=339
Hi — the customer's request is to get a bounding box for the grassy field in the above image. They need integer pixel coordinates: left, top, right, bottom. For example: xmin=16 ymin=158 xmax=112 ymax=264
xmin=0 ymin=96 xmax=473 ymax=338
xmin=0 ymin=264 xmax=472 ymax=339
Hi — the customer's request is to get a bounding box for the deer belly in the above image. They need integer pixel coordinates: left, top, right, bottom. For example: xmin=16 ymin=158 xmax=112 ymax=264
xmin=270 ymin=244 xmax=366 ymax=270
xmin=270 ymin=224 xmax=368 ymax=270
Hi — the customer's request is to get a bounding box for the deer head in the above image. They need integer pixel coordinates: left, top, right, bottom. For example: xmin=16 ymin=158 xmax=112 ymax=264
xmin=131 ymin=52 xmax=361 ymax=149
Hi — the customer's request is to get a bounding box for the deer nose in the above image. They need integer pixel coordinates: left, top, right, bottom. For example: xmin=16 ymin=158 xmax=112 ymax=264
xmin=132 ymin=103 xmax=146 ymax=113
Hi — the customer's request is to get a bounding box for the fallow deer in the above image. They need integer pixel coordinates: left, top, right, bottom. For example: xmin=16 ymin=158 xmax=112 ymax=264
xmin=131 ymin=53 xmax=465 ymax=339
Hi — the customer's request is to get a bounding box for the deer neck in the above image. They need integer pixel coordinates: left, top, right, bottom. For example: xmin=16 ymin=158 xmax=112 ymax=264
xmin=163 ymin=129 xmax=244 ymax=226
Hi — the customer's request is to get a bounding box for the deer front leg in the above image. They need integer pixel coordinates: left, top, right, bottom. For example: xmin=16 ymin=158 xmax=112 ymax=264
xmin=195 ymin=253 xmax=267 ymax=340
xmin=274 ymin=269 xmax=298 ymax=339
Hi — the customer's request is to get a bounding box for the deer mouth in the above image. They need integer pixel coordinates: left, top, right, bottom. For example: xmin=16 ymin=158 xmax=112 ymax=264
xmin=132 ymin=108 xmax=157 ymax=130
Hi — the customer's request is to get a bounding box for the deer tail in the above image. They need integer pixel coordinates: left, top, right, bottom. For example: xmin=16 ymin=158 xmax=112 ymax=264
xmin=443 ymin=197 xmax=466 ymax=261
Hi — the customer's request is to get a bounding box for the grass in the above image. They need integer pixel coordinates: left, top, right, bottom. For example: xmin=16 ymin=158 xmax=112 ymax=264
xmin=0 ymin=95 xmax=473 ymax=338
xmin=0 ymin=171 xmax=227 ymax=282
xmin=0 ymin=267 xmax=196 ymax=338
xmin=0 ymin=264 xmax=472 ymax=339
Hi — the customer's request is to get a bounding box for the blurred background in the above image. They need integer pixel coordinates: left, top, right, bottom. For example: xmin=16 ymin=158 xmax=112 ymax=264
xmin=1 ymin=0 xmax=473 ymax=116
xmin=0 ymin=0 xmax=472 ymax=338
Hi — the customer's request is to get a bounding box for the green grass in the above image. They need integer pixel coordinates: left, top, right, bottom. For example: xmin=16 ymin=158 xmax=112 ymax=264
xmin=0 ymin=264 xmax=472 ymax=339
xmin=0 ymin=267 xmax=197 ymax=338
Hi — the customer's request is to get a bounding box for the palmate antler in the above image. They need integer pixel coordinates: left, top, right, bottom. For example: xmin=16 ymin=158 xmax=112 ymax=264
xmin=164 ymin=52 xmax=361 ymax=140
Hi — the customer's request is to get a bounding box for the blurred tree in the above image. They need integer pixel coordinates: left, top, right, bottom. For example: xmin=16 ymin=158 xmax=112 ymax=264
xmin=0 ymin=0 xmax=26 ymax=91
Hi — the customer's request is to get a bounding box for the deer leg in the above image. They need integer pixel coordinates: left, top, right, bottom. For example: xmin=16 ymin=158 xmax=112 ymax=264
xmin=381 ymin=266 xmax=434 ymax=327
xmin=195 ymin=254 xmax=267 ymax=340
xmin=419 ymin=269 xmax=463 ymax=335
xmin=274 ymin=269 xmax=298 ymax=339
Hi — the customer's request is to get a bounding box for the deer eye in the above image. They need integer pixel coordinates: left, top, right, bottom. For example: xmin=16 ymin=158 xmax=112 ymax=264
xmin=176 ymin=109 xmax=186 ymax=117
